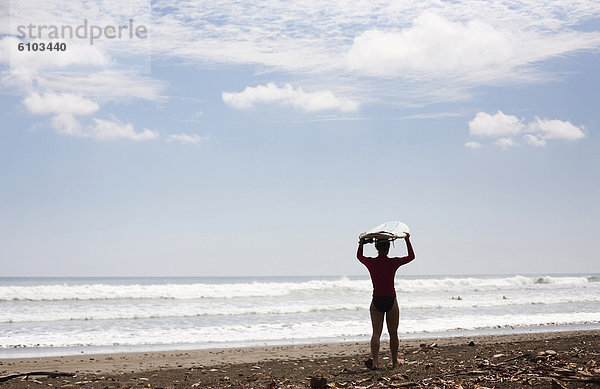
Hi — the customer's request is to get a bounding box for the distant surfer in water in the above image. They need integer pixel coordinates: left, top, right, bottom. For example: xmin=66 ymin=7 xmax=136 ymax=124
xmin=357 ymin=233 xmax=415 ymax=369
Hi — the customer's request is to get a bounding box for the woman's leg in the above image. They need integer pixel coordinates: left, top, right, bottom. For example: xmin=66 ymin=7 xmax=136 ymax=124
xmin=385 ymin=299 xmax=401 ymax=368
xmin=369 ymin=302 xmax=384 ymax=368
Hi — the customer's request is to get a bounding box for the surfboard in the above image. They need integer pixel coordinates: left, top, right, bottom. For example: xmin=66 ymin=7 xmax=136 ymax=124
xmin=359 ymin=221 xmax=410 ymax=242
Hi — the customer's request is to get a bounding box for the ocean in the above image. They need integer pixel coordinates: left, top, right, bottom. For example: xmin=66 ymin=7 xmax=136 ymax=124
xmin=1 ymin=274 xmax=600 ymax=358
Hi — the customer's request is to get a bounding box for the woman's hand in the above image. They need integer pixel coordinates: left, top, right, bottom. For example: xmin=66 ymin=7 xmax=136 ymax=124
xmin=359 ymin=236 xmax=373 ymax=244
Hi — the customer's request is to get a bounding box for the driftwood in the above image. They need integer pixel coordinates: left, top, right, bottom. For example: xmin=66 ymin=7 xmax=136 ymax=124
xmin=502 ymin=352 xmax=531 ymax=362
xmin=387 ymin=382 xmax=418 ymax=387
xmin=0 ymin=371 xmax=74 ymax=383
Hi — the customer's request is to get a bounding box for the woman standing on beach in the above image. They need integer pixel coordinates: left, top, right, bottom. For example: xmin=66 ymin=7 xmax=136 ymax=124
xmin=357 ymin=234 xmax=415 ymax=369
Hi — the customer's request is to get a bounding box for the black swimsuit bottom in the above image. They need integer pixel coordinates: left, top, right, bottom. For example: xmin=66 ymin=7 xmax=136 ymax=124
xmin=372 ymin=296 xmax=396 ymax=313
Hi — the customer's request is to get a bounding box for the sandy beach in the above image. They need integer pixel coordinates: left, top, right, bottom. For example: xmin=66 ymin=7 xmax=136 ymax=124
xmin=1 ymin=329 xmax=599 ymax=388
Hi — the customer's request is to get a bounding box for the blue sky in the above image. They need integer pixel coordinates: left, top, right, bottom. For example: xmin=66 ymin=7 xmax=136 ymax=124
xmin=1 ymin=1 xmax=599 ymax=276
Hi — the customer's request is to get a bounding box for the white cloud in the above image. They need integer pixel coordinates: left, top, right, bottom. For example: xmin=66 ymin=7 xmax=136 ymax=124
xmin=50 ymin=115 xmax=158 ymax=141
xmin=222 ymin=83 xmax=359 ymax=112
xmin=143 ymin=2 xmax=600 ymax=106
xmin=469 ymin=111 xmax=523 ymax=137
xmin=524 ymin=134 xmax=546 ymax=147
xmin=495 ymin=138 xmax=517 ymax=149
xmin=149 ymin=2 xmax=600 ymax=74
xmin=23 ymin=92 xmax=99 ymax=115
xmin=346 ymin=11 xmax=600 ymax=83
xmin=90 ymin=117 xmax=158 ymax=141
xmin=6 ymin=69 xmax=165 ymax=141
xmin=4 ymin=1 xmax=600 ymax=111
xmin=35 ymin=70 xmax=166 ymax=103
xmin=467 ymin=111 xmax=584 ymax=148
xmin=11 ymin=70 xmax=164 ymax=141
xmin=528 ymin=118 xmax=585 ymax=140
xmin=1 ymin=2 xmax=164 ymax=143
xmin=465 ymin=141 xmax=482 ymax=149
xmin=166 ymin=133 xmax=211 ymax=144
xmin=347 ymin=12 xmax=514 ymax=78
xmin=51 ymin=114 xmax=83 ymax=136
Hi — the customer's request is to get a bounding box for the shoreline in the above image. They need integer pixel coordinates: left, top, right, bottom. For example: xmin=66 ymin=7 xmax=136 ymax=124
xmin=1 ymin=329 xmax=599 ymax=388
xmin=3 ymin=322 xmax=600 ymax=361
xmin=2 ymin=328 xmax=599 ymax=375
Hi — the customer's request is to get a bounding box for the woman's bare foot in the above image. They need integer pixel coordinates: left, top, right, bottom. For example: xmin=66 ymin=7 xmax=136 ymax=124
xmin=364 ymin=358 xmax=378 ymax=370
xmin=391 ymin=358 xmax=405 ymax=369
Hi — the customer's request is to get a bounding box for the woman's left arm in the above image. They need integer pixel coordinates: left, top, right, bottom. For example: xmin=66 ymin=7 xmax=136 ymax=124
xmin=396 ymin=233 xmax=415 ymax=266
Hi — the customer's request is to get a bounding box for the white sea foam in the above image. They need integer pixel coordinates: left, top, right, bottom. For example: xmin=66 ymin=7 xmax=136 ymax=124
xmin=0 ymin=275 xmax=594 ymax=301
xmin=1 ymin=275 xmax=599 ymax=352
xmin=0 ymin=301 xmax=367 ymax=323
xmin=0 ymin=279 xmax=370 ymax=301
xmin=2 ymin=311 xmax=599 ymax=349
xmin=2 ymin=290 xmax=599 ymax=323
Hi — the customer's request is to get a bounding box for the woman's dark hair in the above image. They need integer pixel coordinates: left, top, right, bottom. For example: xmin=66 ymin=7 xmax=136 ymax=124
xmin=375 ymin=240 xmax=390 ymax=252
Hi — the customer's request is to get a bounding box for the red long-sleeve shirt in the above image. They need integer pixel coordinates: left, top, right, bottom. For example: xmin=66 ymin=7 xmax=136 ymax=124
xmin=357 ymin=242 xmax=414 ymax=297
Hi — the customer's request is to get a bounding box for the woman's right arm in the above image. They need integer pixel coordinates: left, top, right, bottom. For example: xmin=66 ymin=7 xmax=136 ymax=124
xmin=357 ymin=239 xmax=369 ymax=265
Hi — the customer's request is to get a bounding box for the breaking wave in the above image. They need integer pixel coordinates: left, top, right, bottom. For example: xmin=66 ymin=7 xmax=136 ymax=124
xmin=0 ymin=275 xmax=595 ymax=301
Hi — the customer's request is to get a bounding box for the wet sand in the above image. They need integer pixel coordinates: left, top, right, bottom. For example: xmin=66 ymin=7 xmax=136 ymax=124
xmin=1 ymin=330 xmax=599 ymax=388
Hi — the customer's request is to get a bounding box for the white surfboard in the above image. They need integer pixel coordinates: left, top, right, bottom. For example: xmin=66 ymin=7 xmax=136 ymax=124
xmin=359 ymin=221 xmax=410 ymax=241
